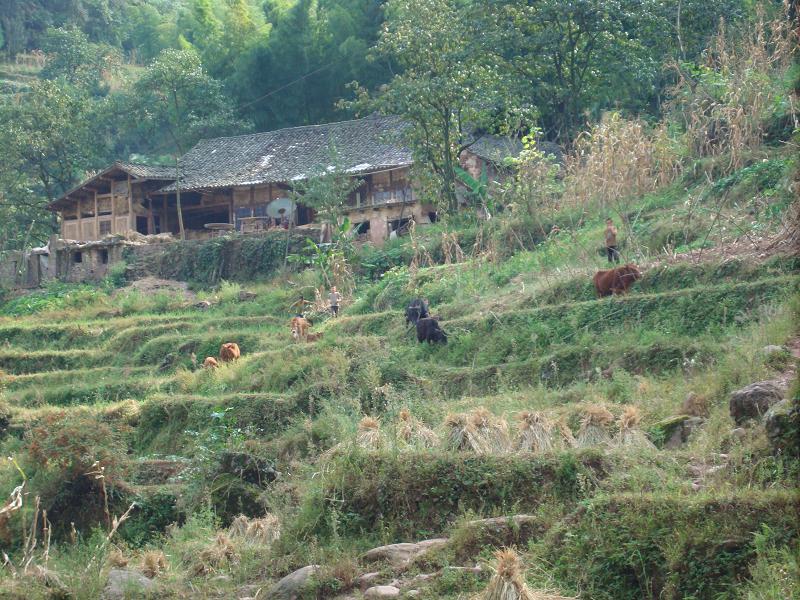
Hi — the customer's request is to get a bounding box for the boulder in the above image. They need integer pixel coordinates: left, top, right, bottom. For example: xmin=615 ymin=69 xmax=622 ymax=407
xmin=729 ymin=381 xmax=784 ymax=425
xmin=364 ymin=585 xmax=401 ymax=598
xmin=266 ymin=565 xmax=319 ymax=600
xmin=765 ymin=399 xmax=800 ymax=456
xmin=363 ymin=539 xmax=448 ymax=569
xmin=238 ymin=291 xmax=258 ymax=301
xmin=658 ymin=416 xmax=705 ymax=449
xmin=103 ymin=569 xmax=154 ymax=600
xmin=356 ymin=572 xmax=382 ymax=591
xmin=194 ymin=300 xmax=213 ymax=310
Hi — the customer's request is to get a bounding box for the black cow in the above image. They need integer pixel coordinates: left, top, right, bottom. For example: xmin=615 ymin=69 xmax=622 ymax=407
xmin=405 ymin=298 xmax=430 ymax=326
xmin=416 ymin=317 xmax=447 ymax=344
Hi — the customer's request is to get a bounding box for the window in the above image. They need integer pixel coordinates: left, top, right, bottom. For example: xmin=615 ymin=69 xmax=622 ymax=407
xmin=99 ymin=249 xmax=109 ymax=264
xmin=99 ymin=221 xmax=111 ymax=236
xmin=73 ymin=252 xmax=83 ymax=263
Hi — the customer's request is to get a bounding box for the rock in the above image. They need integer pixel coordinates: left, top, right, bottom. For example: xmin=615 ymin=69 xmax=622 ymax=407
xmin=238 ymin=291 xmax=258 ymax=301
xmin=662 ymin=416 xmax=706 ymax=449
xmin=356 ymin=572 xmax=382 ymax=591
xmin=729 ymin=381 xmax=784 ymax=425
xmin=765 ymin=399 xmax=800 ymax=455
xmin=103 ymin=569 xmax=154 ymax=600
xmin=194 ymin=300 xmax=213 ymax=310
xmin=266 ymin=565 xmax=319 ymax=600
xmin=730 ymin=427 xmax=747 ymax=441
xmin=761 ymin=345 xmax=785 ymax=355
xmin=363 ymin=585 xmax=401 ymax=598
xmin=363 ymin=539 xmax=448 ymax=569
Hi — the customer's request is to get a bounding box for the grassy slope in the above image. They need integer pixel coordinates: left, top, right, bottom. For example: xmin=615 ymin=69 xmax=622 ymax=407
xmin=0 ymin=158 xmax=798 ymax=599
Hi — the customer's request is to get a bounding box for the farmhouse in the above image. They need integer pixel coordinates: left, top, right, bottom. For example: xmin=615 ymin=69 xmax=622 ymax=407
xmin=48 ymin=115 xmax=525 ymax=246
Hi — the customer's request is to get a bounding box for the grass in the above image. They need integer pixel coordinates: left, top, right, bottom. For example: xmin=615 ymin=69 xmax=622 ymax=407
xmin=0 ymin=134 xmax=798 ymax=600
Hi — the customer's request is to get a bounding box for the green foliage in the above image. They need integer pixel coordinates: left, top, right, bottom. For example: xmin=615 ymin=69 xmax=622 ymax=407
xmin=543 ymin=492 xmax=800 ymax=600
xmin=0 ymin=282 xmax=106 ymax=317
xmin=295 ymin=451 xmax=604 ymax=540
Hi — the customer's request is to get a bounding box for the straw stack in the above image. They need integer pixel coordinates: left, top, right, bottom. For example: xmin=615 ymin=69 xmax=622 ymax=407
xmin=446 ymin=408 xmax=510 ymax=454
xmin=228 ymin=513 xmax=281 ymax=544
xmin=576 ymin=405 xmax=615 ymax=448
xmin=480 ymin=548 xmax=576 ymax=600
xmin=356 ymin=416 xmax=382 ymax=450
xmin=616 ymin=406 xmax=656 ymax=449
xmin=397 ymin=408 xmax=438 ymax=448
xmin=516 ymin=411 xmax=556 ymax=453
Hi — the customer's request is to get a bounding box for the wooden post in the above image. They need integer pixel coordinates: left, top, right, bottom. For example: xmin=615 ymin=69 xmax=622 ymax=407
xmin=147 ymin=196 xmax=154 ymax=234
xmin=77 ymin=197 xmax=83 ymax=240
xmin=162 ymin=195 xmax=168 ymax=232
xmin=127 ymin=178 xmax=133 ymax=231
xmin=94 ymin=189 xmax=99 ymax=240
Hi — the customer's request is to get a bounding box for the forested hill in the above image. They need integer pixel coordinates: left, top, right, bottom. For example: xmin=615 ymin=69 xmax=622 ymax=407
xmin=0 ymin=0 xmax=758 ymax=250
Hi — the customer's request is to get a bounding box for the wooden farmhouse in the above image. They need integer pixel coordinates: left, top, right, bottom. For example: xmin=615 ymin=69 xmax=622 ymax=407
xmin=49 ymin=115 xmax=526 ymax=246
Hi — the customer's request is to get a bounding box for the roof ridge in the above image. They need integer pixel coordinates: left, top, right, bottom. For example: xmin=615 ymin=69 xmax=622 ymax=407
xmin=193 ymin=114 xmax=399 ymax=145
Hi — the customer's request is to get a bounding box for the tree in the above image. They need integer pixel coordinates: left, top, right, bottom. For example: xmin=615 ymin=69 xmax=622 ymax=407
xmin=0 ymin=79 xmax=104 ymax=249
xmin=40 ymin=26 xmax=121 ymax=91
xmin=350 ymin=0 xmax=504 ymax=212
xmin=129 ymin=48 xmax=248 ymax=239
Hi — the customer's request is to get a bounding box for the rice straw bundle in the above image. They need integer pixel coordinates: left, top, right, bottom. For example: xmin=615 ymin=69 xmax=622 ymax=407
xmin=228 ymin=513 xmax=281 ymax=544
xmin=469 ymin=408 xmax=511 ymax=454
xmin=516 ymin=411 xmax=556 ymax=453
xmin=140 ymin=550 xmax=168 ymax=578
xmin=576 ymin=405 xmax=615 ymax=448
xmin=356 ymin=416 xmax=382 ymax=450
xmin=193 ymin=533 xmax=238 ymax=575
xmin=616 ymin=406 xmax=656 ymax=449
xmin=397 ymin=408 xmax=438 ymax=448
xmin=480 ymin=548 xmax=576 ymax=600
xmin=555 ymin=419 xmax=577 ymax=448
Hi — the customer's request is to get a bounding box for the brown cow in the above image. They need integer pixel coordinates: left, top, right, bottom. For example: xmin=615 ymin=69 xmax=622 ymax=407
xmin=593 ymin=264 xmax=642 ymax=297
xmin=290 ymin=317 xmax=310 ymax=341
xmin=219 ymin=342 xmax=241 ymax=362
xmin=306 ymin=332 xmax=324 ymax=342
xmin=202 ymin=356 xmax=219 ymax=369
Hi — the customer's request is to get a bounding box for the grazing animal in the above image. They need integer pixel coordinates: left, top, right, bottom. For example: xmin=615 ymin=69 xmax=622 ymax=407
xmin=202 ymin=356 xmax=219 ymax=369
xmin=405 ymin=298 xmax=430 ymax=327
xmin=593 ymin=264 xmax=642 ymax=297
xmin=290 ymin=316 xmax=310 ymax=341
xmin=416 ymin=317 xmax=447 ymax=344
xmin=219 ymin=342 xmax=241 ymax=362
xmin=306 ymin=332 xmax=323 ymax=342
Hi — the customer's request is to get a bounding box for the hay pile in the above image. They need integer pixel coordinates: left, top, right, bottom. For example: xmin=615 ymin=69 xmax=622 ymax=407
xmin=192 ymin=533 xmax=238 ymax=576
xmin=228 ymin=514 xmax=281 ymax=545
xmin=516 ymin=411 xmax=557 ymax=453
xmin=140 ymin=550 xmax=168 ymax=578
xmin=446 ymin=408 xmax=510 ymax=454
xmin=576 ymin=405 xmax=615 ymax=448
xmin=616 ymin=406 xmax=656 ymax=449
xmin=480 ymin=548 xmax=576 ymax=600
xmin=356 ymin=416 xmax=382 ymax=450
xmin=397 ymin=408 xmax=438 ymax=448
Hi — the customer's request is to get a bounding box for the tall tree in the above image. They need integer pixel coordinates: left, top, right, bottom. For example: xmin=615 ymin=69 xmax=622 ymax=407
xmin=350 ymin=0 xmax=503 ymax=212
xmin=129 ymin=48 xmax=249 ymax=238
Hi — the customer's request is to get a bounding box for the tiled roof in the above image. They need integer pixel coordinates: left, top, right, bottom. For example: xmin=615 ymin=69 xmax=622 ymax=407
xmin=467 ymin=135 xmax=524 ymax=164
xmin=159 ymin=115 xmax=411 ymax=192
xmin=115 ymin=161 xmax=176 ymax=180
xmin=48 ymin=161 xmax=177 ymax=210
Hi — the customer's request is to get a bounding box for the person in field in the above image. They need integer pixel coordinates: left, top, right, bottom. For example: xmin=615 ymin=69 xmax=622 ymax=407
xmin=328 ymin=286 xmax=342 ymax=317
xmin=605 ymin=218 xmax=620 ymax=264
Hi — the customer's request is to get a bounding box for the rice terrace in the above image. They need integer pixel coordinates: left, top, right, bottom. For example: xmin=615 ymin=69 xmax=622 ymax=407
xmin=0 ymin=1 xmax=798 ymax=599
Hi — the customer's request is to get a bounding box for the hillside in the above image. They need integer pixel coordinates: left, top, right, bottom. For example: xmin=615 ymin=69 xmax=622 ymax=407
xmin=0 ymin=149 xmax=798 ymax=598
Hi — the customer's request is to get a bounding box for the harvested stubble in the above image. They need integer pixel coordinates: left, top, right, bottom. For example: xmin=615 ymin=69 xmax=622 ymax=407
xmin=228 ymin=514 xmax=281 ymax=544
xmin=356 ymin=416 xmax=382 ymax=450
xmin=480 ymin=548 xmax=576 ymax=600
xmin=446 ymin=407 xmax=510 ymax=454
xmin=397 ymin=407 xmax=438 ymax=448
xmin=517 ymin=411 xmax=556 ymax=453
xmin=140 ymin=550 xmax=168 ymax=578
xmin=617 ymin=406 xmax=656 ymax=450
xmin=576 ymin=405 xmax=615 ymax=448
